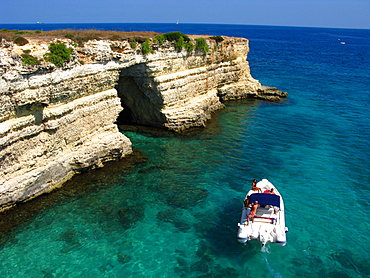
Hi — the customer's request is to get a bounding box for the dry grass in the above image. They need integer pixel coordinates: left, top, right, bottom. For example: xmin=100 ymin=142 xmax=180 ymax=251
xmin=0 ymin=29 xmax=220 ymax=44
xmin=0 ymin=29 xmax=163 ymax=44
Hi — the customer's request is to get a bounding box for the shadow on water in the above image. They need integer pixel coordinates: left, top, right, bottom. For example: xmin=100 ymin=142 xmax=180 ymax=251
xmin=171 ymin=197 xmax=262 ymax=277
xmin=328 ymin=249 xmax=370 ymax=277
xmin=156 ymin=208 xmax=192 ymax=232
xmin=118 ymin=106 xmax=225 ymax=140
xmin=57 ymin=229 xmax=82 ymax=253
xmin=0 ymin=147 xmax=148 ymax=249
xmin=173 ymin=240 xmax=244 ymax=278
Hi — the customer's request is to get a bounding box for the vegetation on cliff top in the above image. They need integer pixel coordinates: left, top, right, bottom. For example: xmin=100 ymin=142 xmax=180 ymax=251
xmin=1 ymin=29 xmax=220 ymax=62
xmin=154 ymin=31 xmax=196 ymax=53
xmin=209 ymin=36 xmax=224 ymax=43
xmin=21 ymin=54 xmax=40 ymax=65
xmin=141 ymin=38 xmax=152 ymax=55
xmin=136 ymin=31 xmax=205 ymax=54
xmin=195 ymin=38 xmax=210 ymax=53
xmin=44 ymin=43 xmax=74 ymax=66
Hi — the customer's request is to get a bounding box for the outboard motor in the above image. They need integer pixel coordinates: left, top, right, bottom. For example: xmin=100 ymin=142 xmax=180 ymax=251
xmin=259 ymin=229 xmax=269 ymax=246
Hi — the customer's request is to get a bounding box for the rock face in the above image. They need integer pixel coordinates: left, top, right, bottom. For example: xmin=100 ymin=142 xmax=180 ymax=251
xmin=116 ymin=37 xmax=269 ymax=131
xmin=0 ymin=35 xmax=286 ymax=211
xmin=0 ymin=39 xmax=133 ymax=211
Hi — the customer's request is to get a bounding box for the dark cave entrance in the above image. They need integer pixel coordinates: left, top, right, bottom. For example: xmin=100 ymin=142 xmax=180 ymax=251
xmin=114 ymin=70 xmax=166 ymax=129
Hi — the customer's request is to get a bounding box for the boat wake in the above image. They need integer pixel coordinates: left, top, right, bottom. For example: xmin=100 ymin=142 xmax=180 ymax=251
xmin=263 ymin=253 xmax=283 ymax=278
xmin=260 ymin=244 xmax=271 ymax=253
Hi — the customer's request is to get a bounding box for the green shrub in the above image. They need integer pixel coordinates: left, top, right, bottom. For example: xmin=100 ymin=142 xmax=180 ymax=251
xmin=185 ymin=42 xmax=194 ymax=52
xmin=163 ymin=31 xmax=190 ymax=42
xmin=195 ymin=38 xmax=209 ymax=53
xmin=15 ymin=31 xmax=30 ymax=34
xmin=209 ymin=36 xmax=224 ymax=43
xmin=129 ymin=39 xmax=137 ymax=49
xmin=163 ymin=31 xmax=181 ymax=41
xmin=142 ymin=38 xmax=151 ymax=55
xmin=22 ymin=56 xmax=40 ymax=65
xmin=64 ymin=34 xmax=75 ymax=39
xmin=13 ymin=36 xmax=29 ymax=46
xmin=153 ymin=35 xmax=165 ymax=45
xmin=34 ymin=30 xmax=42 ymax=34
xmin=182 ymin=34 xmax=190 ymax=42
xmin=175 ymin=36 xmax=185 ymax=51
xmin=21 ymin=54 xmax=40 ymax=65
xmin=44 ymin=43 xmax=73 ymax=66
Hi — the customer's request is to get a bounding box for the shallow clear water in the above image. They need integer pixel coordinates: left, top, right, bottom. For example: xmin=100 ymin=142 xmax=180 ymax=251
xmin=0 ymin=24 xmax=369 ymax=278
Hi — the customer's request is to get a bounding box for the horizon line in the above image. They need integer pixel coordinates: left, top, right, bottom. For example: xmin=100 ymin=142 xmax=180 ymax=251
xmin=0 ymin=22 xmax=369 ymax=31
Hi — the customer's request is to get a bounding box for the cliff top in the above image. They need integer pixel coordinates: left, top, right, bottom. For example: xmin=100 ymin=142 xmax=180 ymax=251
xmin=1 ymin=28 xmax=248 ymax=72
xmin=0 ymin=29 xmax=161 ymax=44
xmin=0 ymin=29 xmax=227 ymax=45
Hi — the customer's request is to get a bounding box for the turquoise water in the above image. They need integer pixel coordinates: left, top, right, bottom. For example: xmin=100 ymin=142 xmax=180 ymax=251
xmin=0 ymin=24 xmax=369 ymax=277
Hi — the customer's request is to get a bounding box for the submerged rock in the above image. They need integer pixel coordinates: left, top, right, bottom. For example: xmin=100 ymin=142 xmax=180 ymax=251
xmin=117 ymin=252 xmax=132 ymax=264
xmin=164 ymin=186 xmax=209 ymax=209
xmin=117 ymin=204 xmax=144 ymax=229
xmin=57 ymin=229 xmax=82 ymax=253
xmin=157 ymin=208 xmax=191 ymax=232
xmin=190 ymin=260 xmax=210 ymax=273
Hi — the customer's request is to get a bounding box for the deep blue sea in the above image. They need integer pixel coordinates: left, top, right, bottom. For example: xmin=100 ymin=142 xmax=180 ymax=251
xmin=1 ymin=23 xmax=370 ymax=278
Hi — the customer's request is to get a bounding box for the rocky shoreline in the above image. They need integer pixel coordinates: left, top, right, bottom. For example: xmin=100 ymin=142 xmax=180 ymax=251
xmin=0 ymin=31 xmax=287 ymax=211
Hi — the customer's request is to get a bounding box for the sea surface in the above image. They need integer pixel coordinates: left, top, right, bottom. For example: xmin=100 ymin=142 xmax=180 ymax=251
xmin=1 ymin=23 xmax=369 ymax=278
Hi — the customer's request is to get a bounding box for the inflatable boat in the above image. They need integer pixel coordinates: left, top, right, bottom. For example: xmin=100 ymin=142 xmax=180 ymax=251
xmin=237 ymin=179 xmax=288 ymax=246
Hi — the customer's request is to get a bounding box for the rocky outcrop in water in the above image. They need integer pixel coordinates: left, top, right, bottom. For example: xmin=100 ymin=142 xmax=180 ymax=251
xmin=0 ymin=34 xmax=286 ymax=211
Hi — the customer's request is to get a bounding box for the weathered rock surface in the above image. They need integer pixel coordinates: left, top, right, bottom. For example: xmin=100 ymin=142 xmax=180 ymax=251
xmin=116 ymin=38 xmax=270 ymax=131
xmin=0 ymin=39 xmax=133 ymax=211
xmin=0 ymin=35 xmax=286 ymax=211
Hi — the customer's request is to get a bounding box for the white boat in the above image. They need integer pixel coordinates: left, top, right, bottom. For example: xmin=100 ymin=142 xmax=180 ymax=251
xmin=237 ymin=179 xmax=288 ymax=246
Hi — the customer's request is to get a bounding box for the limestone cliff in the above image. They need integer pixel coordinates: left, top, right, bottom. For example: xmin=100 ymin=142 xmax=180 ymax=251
xmin=117 ymin=37 xmax=289 ymax=131
xmin=0 ymin=34 xmax=286 ymax=211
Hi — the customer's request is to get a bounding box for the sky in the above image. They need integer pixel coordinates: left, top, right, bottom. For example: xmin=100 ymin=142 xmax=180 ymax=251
xmin=1 ymin=0 xmax=370 ymax=29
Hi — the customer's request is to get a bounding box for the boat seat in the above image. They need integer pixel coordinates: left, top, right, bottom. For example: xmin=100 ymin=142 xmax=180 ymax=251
xmin=255 ymin=207 xmax=274 ymax=218
xmin=253 ymin=217 xmax=274 ymax=224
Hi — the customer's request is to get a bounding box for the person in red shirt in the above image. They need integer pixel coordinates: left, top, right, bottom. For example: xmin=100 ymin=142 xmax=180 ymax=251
xmin=263 ymin=188 xmax=276 ymax=194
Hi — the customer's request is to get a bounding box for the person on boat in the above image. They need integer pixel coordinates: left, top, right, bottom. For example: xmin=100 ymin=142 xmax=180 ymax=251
xmin=251 ymin=179 xmax=262 ymax=193
xmin=263 ymin=188 xmax=276 ymax=194
xmin=243 ymin=197 xmax=249 ymax=207
xmin=246 ymin=201 xmax=259 ymax=225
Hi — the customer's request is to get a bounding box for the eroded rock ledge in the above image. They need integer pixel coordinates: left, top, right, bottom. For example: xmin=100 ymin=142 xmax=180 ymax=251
xmin=0 ymin=34 xmax=287 ymax=211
